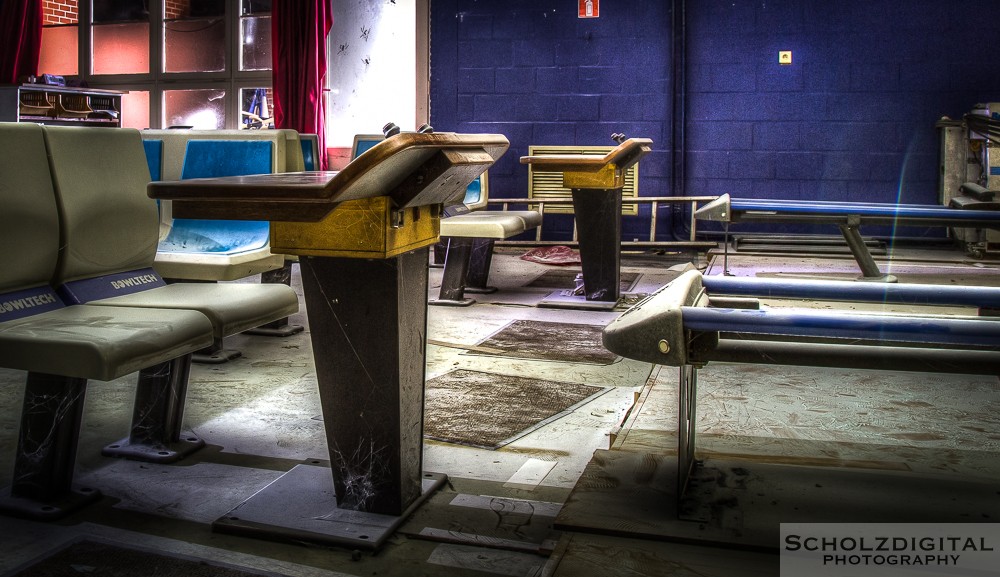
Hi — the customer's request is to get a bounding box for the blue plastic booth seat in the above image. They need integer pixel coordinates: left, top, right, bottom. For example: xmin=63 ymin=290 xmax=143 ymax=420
xmin=152 ymin=139 xmax=286 ymax=281
xmin=143 ymin=139 xmax=163 ymax=181
xmin=300 ymin=133 xmax=320 ymax=170
xmin=141 ymin=128 xmax=304 ymax=181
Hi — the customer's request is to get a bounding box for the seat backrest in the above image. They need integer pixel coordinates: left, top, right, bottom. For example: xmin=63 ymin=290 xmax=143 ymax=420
xmin=43 ymin=126 xmax=160 ymax=284
xmin=141 ymin=128 xmax=303 ymax=181
xmin=143 ymin=139 xmax=163 ymax=181
xmin=180 ymin=139 xmax=273 ymax=179
xmin=352 ymin=134 xmax=384 ymax=159
xmin=0 ymin=122 xmax=67 ymax=320
xmin=461 ymin=170 xmax=489 ymax=212
xmin=300 ymin=133 xmax=320 ymax=170
xmin=155 ymin=139 xmax=273 ymax=255
xmin=142 ymin=130 xmax=301 ymax=245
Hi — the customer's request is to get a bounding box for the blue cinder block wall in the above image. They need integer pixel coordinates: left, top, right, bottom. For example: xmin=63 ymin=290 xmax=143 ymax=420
xmin=430 ymin=0 xmax=671 ymax=240
xmin=430 ymin=0 xmax=1000 ymax=240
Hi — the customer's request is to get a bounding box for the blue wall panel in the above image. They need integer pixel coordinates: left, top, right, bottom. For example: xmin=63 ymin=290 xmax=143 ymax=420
xmin=430 ymin=0 xmax=672 ymax=239
xmin=430 ymin=0 xmax=1000 ymax=240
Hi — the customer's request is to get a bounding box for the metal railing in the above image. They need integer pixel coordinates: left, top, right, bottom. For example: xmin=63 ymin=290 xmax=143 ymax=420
xmin=488 ymin=195 xmax=720 ymax=249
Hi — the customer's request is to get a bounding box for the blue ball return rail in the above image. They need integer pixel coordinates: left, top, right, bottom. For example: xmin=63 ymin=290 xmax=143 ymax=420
xmin=604 ymin=270 xmax=1000 ymax=371
xmin=603 ymin=270 xmax=1000 ymax=510
xmin=695 ymin=193 xmax=1000 ymax=281
xmin=681 ymin=306 xmax=1000 ymax=347
xmin=701 ymin=274 xmax=1000 ymax=309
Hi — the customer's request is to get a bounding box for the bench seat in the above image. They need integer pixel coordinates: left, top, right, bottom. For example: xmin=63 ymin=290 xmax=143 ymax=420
xmin=46 ymin=126 xmax=301 ymax=363
xmin=146 ymin=135 xmax=304 ymax=337
xmin=439 ymin=210 xmax=542 ymax=239
xmin=0 ymin=299 xmax=214 ymax=520
xmin=153 ymin=246 xmax=286 ymax=282
xmin=85 ymin=282 xmax=298 ymax=337
xmin=39 ymin=125 xmax=300 ymax=466
xmin=0 ymin=121 xmax=215 ymax=520
xmin=431 ymin=209 xmax=543 ymax=306
xmin=0 ymin=305 xmax=212 ymax=382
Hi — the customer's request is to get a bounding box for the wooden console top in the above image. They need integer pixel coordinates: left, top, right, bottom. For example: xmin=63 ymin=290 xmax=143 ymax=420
xmin=149 ymin=132 xmax=509 ymax=222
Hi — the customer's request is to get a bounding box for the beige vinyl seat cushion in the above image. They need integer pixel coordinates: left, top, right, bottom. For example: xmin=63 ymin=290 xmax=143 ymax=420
xmin=0 ymin=305 xmax=213 ymax=381
xmin=440 ymin=210 xmax=542 ymax=239
xmin=89 ymin=283 xmax=298 ymax=336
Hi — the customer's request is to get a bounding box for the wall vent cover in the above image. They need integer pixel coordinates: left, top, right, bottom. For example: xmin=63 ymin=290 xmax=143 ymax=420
xmin=527 ymin=145 xmax=639 ymax=215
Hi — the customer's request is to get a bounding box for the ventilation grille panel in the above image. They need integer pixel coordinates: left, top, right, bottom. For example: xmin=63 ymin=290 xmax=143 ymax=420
xmin=527 ymin=145 xmax=639 ymax=215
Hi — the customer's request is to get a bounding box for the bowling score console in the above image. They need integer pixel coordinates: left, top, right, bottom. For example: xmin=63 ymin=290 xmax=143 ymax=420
xmin=520 ymin=136 xmax=652 ymax=310
xmin=149 ymin=131 xmax=508 ymax=549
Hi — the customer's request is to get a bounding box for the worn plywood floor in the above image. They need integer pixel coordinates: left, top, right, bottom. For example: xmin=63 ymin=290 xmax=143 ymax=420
xmin=0 ymin=245 xmax=998 ymax=577
xmin=554 ymin=246 xmax=1000 ymax=561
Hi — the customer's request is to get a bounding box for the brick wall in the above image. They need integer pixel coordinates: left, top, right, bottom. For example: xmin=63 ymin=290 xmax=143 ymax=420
xmin=165 ymin=0 xmax=191 ymax=20
xmin=44 ymin=0 xmax=77 ymax=25
xmin=44 ymin=0 xmax=190 ymax=23
xmin=682 ymin=0 xmax=1000 ymax=237
xmin=431 ymin=0 xmax=1000 ymax=239
xmin=430 ymin=0 xmax=670 ymax=239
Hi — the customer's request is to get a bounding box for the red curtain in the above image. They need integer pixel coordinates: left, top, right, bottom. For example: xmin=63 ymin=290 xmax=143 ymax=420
xmin=0 ymin=0 xmax=43 ymax=85
xmin=271 ymin=1 xmax=334 ymax=170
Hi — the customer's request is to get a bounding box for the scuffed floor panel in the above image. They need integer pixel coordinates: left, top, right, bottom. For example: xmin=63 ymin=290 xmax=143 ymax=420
xmin=548 ymin=533 xmax=777 ymax=577
xmin=555 ymin=449 xmax=1000 ymax=550
xmin=467 ymin=320 xmax=618 ymax=365
xmin=9 ymin=537 xmax=280 ymax=577
xmin=424 ymin=369 xmax=609 ymax=448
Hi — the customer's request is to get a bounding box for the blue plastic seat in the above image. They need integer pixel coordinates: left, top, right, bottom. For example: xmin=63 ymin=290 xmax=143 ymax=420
xmin=300 ymin=133 xmax=320 ymax=170
xmin=152 ymin=140 xmax=285 ymax=281
xmin=143 ymin=139 xmax=163 ymax=181
xmin=159 ymin=140 xmax=273 ymax=255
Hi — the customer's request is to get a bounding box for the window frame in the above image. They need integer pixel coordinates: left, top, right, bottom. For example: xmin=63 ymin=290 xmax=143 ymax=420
xmin=44 ymin=0 xmax=272 ymax=129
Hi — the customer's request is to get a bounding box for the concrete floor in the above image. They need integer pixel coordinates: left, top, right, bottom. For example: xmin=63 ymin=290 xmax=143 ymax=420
xmin=1 ymin=243 xmax=998 ymax=576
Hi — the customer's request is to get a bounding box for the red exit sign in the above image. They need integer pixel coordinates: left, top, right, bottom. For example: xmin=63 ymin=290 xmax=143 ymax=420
xmin=579 ymin=0 xmax=599 ymax=18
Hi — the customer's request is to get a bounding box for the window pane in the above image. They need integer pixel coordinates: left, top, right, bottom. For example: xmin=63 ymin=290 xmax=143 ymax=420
xmin=164 ymin=89 xmax=226 ymax=129
xmin=240 ymin=15 xmax=271 ymax=71
xmin=92 ymin=0 xmax=148 ymax=22
xmin=189 ymin=1 xmax=225 ymax=18
xmin=39 ymin=26 xmax=79 ymax=77
xmin=40 ymin=0 xmax=78 ymax=77
xmin=93 ymin=23 xmax=150 ymax=74
xmin=240 ymin=87 xmax=272 ymax=129
xmin=243 ymin=0 xmax=272 ymax=14
xmin=164 ymin=2 xmax=226 ymax=73
xmin=164 ymin=18 xmax=226 ymax=72
xmin=121 ymin=91 xmax=150 ymax=129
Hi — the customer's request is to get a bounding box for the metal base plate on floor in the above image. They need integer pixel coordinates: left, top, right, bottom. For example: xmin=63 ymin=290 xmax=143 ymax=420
xmin=192 ymin=348 xmax=241 ymax=364
xmin=0 ymin=485 xmax=102 ymax=521
xmin=102 ymin=432 xmax=205 ymax=464
xmin=243 ymin=323 xmax=305 ymax=337
xmin=538 ymin=289 xmax=619 ymax=311
xmin=213 ymin=464 xmax=447 ymax=550
xmin=428 ymin=297 xmax=475 ymax=307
